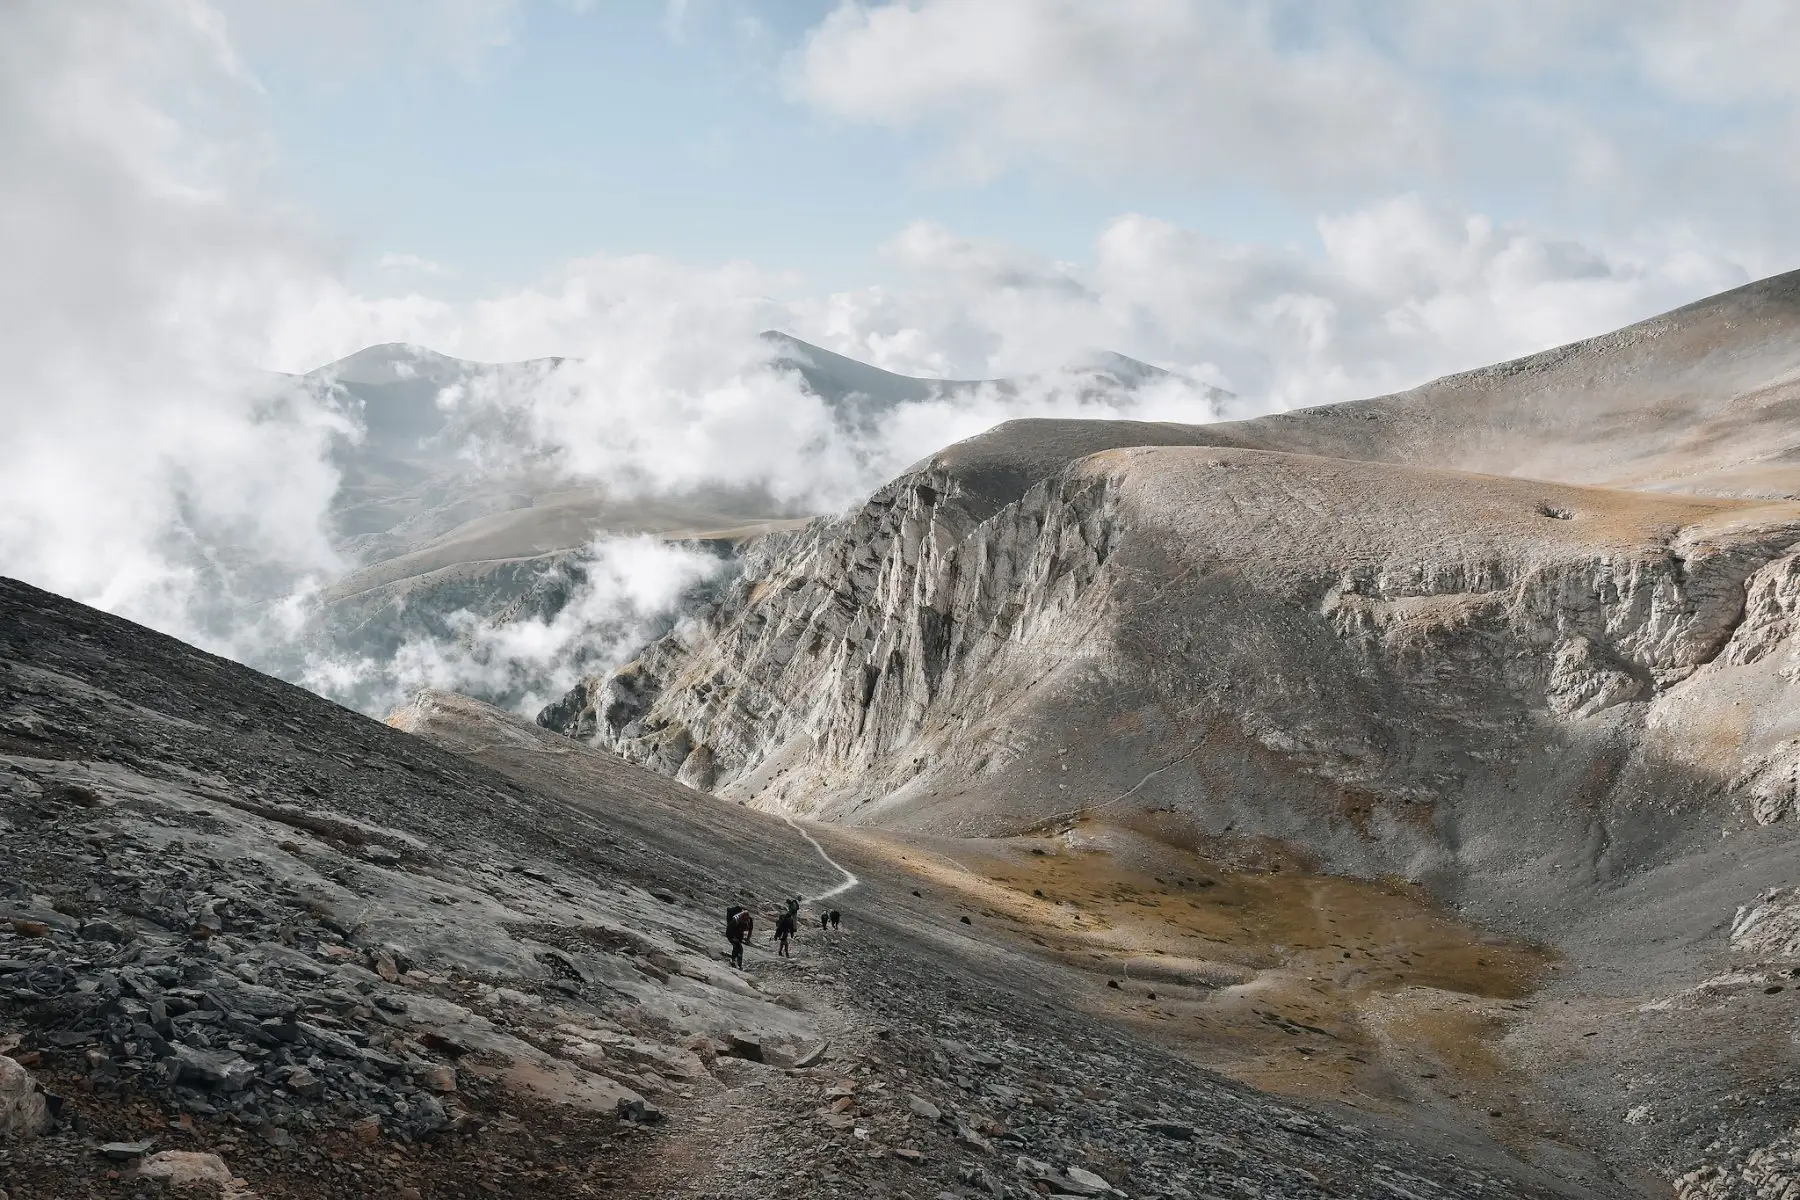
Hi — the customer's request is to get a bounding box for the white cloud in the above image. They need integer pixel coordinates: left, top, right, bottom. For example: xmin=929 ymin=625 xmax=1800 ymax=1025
xmin=780 ymin=199 xmax=1752 ymax=412
xmin=0 ymin=0 xmax=348 ymax=650
xmin=790 ymin=0 xmax=1439 ymax=191
xmin=302 ymin=535 xmax=727 ymax=717
xmin=378 ymin=251 xmax=453 ymax=277
xmin=788 ymin=1 xmax=1800 ymax=263
xmin=261 ymin=199 xmax=1755 ymax=506
xmin=290 ymin=247 xmax=1224 ymax=515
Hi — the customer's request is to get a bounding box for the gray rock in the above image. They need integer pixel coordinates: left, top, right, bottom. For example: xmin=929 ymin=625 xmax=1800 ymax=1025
xmin=402 ymin=1093 xmax=447 ymax=1137
xmin=296 ymin=1020 xmax=360 ymax=1059
xmin=168 ymin=1044 xmax=255 ymax=1092
xmin=1062 ymin=1165 xmax=1118 ymax=1196
xmin=282 ymin=1066 xmax=322 ymax=1096
xmin=616 ymin=1097 xmax=664 ymax=1124
xmin=0 ymin=1055 xmax=50 ymax=1139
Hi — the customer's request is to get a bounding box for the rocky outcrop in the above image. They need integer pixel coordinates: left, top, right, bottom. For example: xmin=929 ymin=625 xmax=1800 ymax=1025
xmin=1730 ymin=888 xmax=1800 ymax=960
xmin=542 ymin=461 xmax=1126 ymax=809
xmin=544 ymin=444 xmax=1800 ymax=871
xmin=1674 ymin=1130 xmax=1800 ymax=1200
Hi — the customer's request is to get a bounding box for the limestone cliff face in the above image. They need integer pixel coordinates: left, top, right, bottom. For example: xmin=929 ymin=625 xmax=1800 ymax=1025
xmin=542 ymin=442 xmax=1800 ymax=888
xmin=540 ymin=463 xmax=1120 ymax=800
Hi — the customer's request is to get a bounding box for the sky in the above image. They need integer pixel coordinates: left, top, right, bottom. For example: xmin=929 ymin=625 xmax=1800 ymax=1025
xmin=5 ymin=0 xmax=1800 ymax=688
xmin=248 ymin=2 xmax=1304 ymax=298
xmin=222 ymin=0 xmax=1799 ymax=390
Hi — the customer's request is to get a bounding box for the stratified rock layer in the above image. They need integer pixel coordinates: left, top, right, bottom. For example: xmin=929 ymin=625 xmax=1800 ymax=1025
xmin=550 ymin=447 xmax=1800 ymax=869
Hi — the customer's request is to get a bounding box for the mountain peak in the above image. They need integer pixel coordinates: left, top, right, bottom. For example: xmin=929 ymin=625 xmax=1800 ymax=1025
xmin=309 ymin=343 xmax=473 ymax=386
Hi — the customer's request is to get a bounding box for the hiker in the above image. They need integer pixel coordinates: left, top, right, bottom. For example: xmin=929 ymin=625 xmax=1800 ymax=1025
xmin=775 ymin=903 xmax=797 ymax=958
xmin=829 ymin=909 xmax=840 ymax=930
xmin=820 ymin=911 xmax=830 ymax=931
xmin=726 ymin=905 xmax=753 ymax=969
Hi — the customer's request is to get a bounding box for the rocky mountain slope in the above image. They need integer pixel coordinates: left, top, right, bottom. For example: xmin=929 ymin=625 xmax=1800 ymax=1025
xmin=288 ymin=337 xmax=1208 ymax=714
xmin=541 ymin=268 xmax=1800 ymax=1195
xmin=0 ymin=577 xmax=1614 ymax=1199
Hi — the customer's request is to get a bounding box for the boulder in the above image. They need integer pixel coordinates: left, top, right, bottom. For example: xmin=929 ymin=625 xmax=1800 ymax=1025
xmin=0 ymin=1054 xmax=50 ymax=1140
xmin=135 ymin=1150 xmax=243 ymax=1191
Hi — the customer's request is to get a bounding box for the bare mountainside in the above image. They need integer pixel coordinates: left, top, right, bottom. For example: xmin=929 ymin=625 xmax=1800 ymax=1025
xmin=294 ymin=336 xmax=1206 ymax=713
xmin=0 ymin=579 xmax=1609 ymax=1199
xmin=542 ymin=268 xmax=1800 ymax=1194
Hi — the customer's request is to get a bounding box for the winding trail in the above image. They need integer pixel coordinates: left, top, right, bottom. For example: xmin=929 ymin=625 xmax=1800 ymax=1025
xmin=780 ymin=812 xmax=860 ymax=901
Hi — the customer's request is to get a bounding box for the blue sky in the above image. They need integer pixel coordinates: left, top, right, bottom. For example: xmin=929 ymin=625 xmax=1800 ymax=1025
xmin=250 ymin=2 xmax=1323 ymax=297
xmin=233 ymin=1 xmax=1800 ymax=316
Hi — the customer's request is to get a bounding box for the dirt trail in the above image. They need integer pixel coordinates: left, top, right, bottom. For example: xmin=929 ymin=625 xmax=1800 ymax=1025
xmin=780 ymin=813 xmax=861 ymax=903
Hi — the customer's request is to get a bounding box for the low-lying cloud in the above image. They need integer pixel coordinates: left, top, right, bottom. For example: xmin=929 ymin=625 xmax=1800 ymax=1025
xmin=298 ymin=535 xmax=730 ymax=719
xmin=0 ymin=1 xmax=1774 ymax=724
xmin=0 ymin=1 xmax=351 ymax=657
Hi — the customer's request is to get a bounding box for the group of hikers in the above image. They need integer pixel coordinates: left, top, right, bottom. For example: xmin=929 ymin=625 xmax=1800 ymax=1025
xmin=724 ymin=897 xmax=841 ymax=968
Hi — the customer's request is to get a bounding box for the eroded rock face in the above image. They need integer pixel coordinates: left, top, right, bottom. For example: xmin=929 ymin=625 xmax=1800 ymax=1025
xmin=543 ymin=464 xmax=1126 ymax=803
xmin=1721 ymin=553 xmax=1800 ymax=671
xmin=1730 ymin=889 xmax=1800 ymax=959
xmin=1674 ymin=1132 xmax=1800 ymax=1200
xmin=544 ymin=445 xmax=1800 ymax=878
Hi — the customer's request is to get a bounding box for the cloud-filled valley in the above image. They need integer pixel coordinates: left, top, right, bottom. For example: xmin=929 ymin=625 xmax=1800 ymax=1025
xmin=0 ymin=0 xmax=1788 ymax=721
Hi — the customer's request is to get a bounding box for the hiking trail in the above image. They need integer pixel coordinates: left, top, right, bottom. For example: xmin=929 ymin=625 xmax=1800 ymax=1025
xmin=781 ymin=812 xmax=860 ymax=902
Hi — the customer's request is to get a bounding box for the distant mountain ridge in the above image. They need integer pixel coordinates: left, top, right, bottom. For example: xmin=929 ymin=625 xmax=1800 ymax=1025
xmin=283 ymin=334 xmax=1209 ymax=713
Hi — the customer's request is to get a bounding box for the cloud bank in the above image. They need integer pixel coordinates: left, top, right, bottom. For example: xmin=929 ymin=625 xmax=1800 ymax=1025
xmin=299 ymin=535 xmax=730 ymax=719
xmin=0 ymin=0 xmax=1784 ymax=718
xmin=789 ymin=1 xmax=1800 ymax=259
xmin=0 ymin=0 xmax=349 ymax=656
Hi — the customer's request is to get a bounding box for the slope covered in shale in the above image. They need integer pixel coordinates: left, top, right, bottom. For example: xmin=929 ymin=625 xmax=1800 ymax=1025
xmin=0 ymin=577 xmax=1622 ymax=1198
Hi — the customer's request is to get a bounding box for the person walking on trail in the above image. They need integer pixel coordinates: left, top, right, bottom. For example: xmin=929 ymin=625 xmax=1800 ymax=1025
xmin=829 ymin=909 xmax=841 ymax=930
xmin=775 ymin=905 xmax=797 ymax=958
xmin=820 ymin=911 xmax=830 ymax=931
xmin=726 ymin=905 xmax=753 ymax=969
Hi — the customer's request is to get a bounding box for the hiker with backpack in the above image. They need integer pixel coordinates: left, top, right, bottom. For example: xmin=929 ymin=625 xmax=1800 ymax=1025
xmin=726 ymin=905 xmax=754 ymax=969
